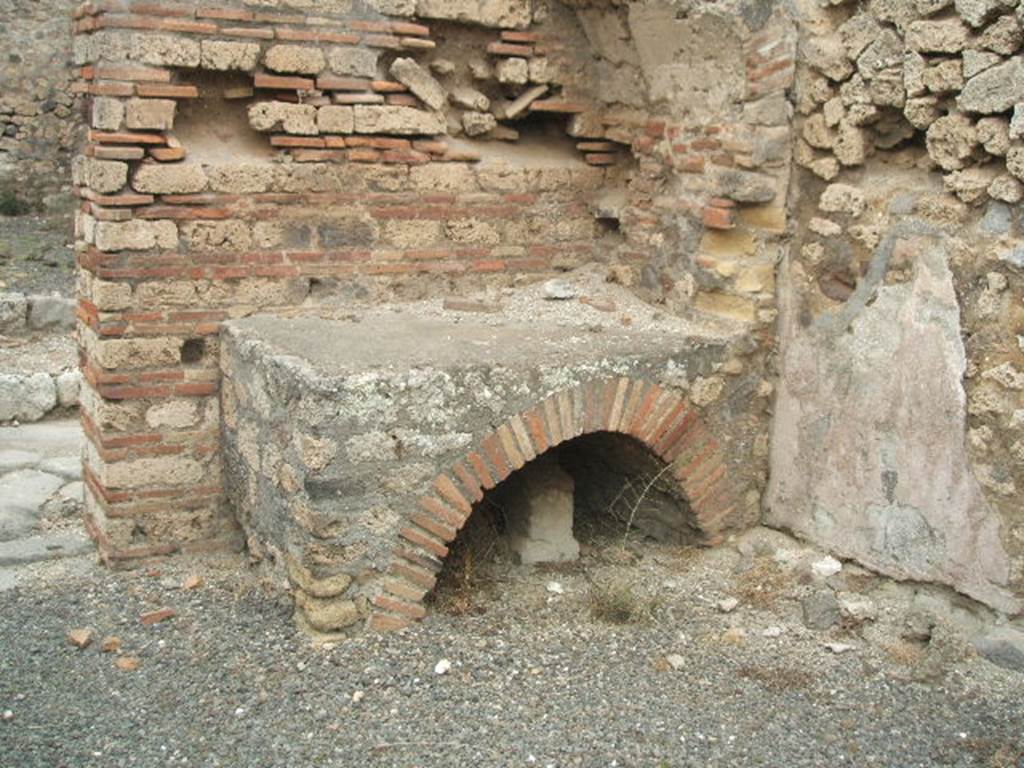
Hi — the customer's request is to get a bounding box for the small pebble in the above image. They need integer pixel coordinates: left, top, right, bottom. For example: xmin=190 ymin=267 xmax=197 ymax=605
xmin=434 ymin=659 xmax=452 ymax=675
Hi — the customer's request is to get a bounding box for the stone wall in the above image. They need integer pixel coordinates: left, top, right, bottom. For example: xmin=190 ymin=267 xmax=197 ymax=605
xmin=0 ymin=0 xmax=81 ymax=207
xmin=72 ymin=0 xmax=791 ymax=565
xmin=766 ymin=0 xmax=1024 ymax=614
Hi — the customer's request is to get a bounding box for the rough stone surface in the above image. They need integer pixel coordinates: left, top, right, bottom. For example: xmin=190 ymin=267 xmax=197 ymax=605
xmin=132 ymin=164 xmax=209 ymax=195
xmin=973 ymin=627 xmax=1024 ymax=672
xmin=958 ymin=58 xmax=1024 ymax=114
xmin=768 ymin=230 xmax=1019 ymax=614
xmin=390 ymin=58 xmax=446 ymax=111
xmin=352 ymin=105 xmax=446 ymax=135
xmin=0 ymin=373 xmax=57 ymax=422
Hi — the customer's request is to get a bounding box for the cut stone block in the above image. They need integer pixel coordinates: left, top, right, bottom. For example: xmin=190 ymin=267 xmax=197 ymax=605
xmin=505 ymin=455 xmax=580 ymax=565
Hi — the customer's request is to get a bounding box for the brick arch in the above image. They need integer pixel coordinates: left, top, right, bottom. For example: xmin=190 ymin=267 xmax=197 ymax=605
xmin=368 ymin=377 xmax=736 ymax=631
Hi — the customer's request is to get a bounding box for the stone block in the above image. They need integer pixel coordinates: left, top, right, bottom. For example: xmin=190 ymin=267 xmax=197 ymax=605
xmin=131 ymin=33 xmax=201 ymax=67
xmin=92 ymin=336 xmax=183 ymax=370
xmin=56 ymin=371 xmax=81 ymax=408
xmin=906 ymin=19 xmax=969 ymax=52
xmin=694 ymin=292 xmax=757 ymax=322
xmin=201 ymin=40 xmax=261 ymax=71
xmin=415 ymin=0 xmax=531 ymax=28
xmin=125 ymin=98 xmax=176 ymax=131
xmin=496 ymin=57 xmax=529 ymax=84
xmin=353 ymin=105 xmax=446 ymax=135
xmin=90 ymin=279 xmax=133 ymax=312
xmin=390 ymin=58 xmax=446 ymax=110
xmin=317 ymin=105 xmax=355 ymax=134
xmin=264 ymin=45 xmax=327 ymax=75
xmin=0 ymin=373 xmax=57 ymax=422
xmin=102 ymin=456 xmax=205 ymax=490
xmin=328 ymin=46 xmax=379 ymax=77
xmin=505 ymin=455 xmax=579 ymax=565
xmin=959 ymin=58 xmax=1024 ymax=114
xmin=0 ymin=294 xmax=27 ymax=333
xmin=91 ymin=97 xmax=124 ymax=131
xmin=85 ymin=158 xmax=128 ymax=195
xmin=27 ymin=295 xmax=75 ymax=331
xmin=248 ymin=102 xmax=319 ymax=135
xmin=94 ymin=220 xmax=178 ymax=252
xmin=133 ymin=164 xmax=209 ymax=194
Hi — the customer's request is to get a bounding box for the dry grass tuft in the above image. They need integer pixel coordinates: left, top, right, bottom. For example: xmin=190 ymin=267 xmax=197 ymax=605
xmin=737 ymin=664 xmax=814 ymax=692
xmin=734 ymin=557 xmax=793 ymax=608
xmin=588 ymin=578 xmax=660 ymax=625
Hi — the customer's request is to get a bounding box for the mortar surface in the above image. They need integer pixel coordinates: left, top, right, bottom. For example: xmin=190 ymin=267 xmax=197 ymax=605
xmin=229 ymin=270 xmax=737 ymax=376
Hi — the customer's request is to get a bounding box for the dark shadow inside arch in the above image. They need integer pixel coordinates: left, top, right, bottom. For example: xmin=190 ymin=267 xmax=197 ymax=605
xmin=428 ymin=431 xmax=699 ymax=612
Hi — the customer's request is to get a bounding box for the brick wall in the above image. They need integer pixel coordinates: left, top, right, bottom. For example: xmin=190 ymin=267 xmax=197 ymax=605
xmin=72 ymin=0 xmax=791 ymax=562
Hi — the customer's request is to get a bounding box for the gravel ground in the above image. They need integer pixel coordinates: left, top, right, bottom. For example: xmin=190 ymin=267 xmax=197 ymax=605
xmin=1 ymin=533 xmax=1022 ymax=768
xmin=0 ymin=212 xmax=75 ymax=296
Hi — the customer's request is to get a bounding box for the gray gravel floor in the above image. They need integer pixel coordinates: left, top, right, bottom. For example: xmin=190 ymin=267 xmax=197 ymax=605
xmin=1 ymin=542 xmax=1022 ymax=768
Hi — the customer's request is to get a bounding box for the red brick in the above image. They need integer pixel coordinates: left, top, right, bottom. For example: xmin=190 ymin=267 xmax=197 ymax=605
xmin=480 ymin=433 xmax=510 ymax=483
xmin=523 ymin=407 xmax=550 ymax=455
xmin=654 ymin=408 xmax=698 ymax=459
xmin=348 ymin=148 xmax=381 ymax=162
xmin=585 ymin=153 xmax=617 ymax=166
xmin=317 ymin=75 xmax=372 ymax=91
xmin=410 ymin=512 xmax=457 ymax=543
xmin=385 ymin=94 xmax=420 ymax=107
xmin=391 ymin=21 xmax=430 ymax=36
xmin=254 ymin=73 xmax=315 ymax=91
xmin=349 ymin=19 xmax=391 ymax=32
xmin=702 ymin=205 xmax=736 ymax=230
xmin=371 ymin=594 xmax=426 ymax=619
xmin=370 ymin=80 xmax=407 ymax=93
xmin=276 ymin=27 xmax=359 ymax=44
xmin=487 ymin=41 xmax=533 ymax=56
xmin=89 ymin=130 xmax=166 ymax=145
xmin=434 ymin=474 xmax=472 ymax=517
xmin=390 ymin=560 xmax=437 ymax=590
xmin=149 ymin=146 xmax=187 ymax=161
xmin=364 ymin=34 xmax=401 ymax=49
xmin=368 ymin=613 xmax=412 ymax=632
xmin=529 ymin=100 xmax=587 ymax=114
xmin=648 ymin=399 xmax=689 ymax=448
xmin=500 ymin=30 xmax=540 ymax=43
xmin=136 ymin=83 xmax=199 ymax=99
xmin=399 ymin=526 xmax=448 ymax=558
xmin=399 ymin=38 xmax=435 ymax=50
xmin=419 ymin=495 xmax=466 ymax=529
xmin=496 ymin=423 xmax=525 ymax=471
xmin=175 ymin=381 xmax=218 ymax=396
xmin=92 ymin=145 xmax=146 ymax=160
xmin=541 ymin=395 xmax=563 ymax=446
xmin=451 ymin=461 xmax=484 ymax=503
xmin=270 ymin=135 xmax=326 ymax=148
xmin=383 ymin=577 xmax=429 ymax=602
xmin=605 ymin=377 xmax=630 ymax=432
xmin=220 ymin=26 xmax=274 ymax=39
xmin=196 ymin=7 xmax=253 ymax=21
xmin=467 ymin=451 xmax=496 ymax=490
xmin=507 ymin=414 xmax=537 ymax=463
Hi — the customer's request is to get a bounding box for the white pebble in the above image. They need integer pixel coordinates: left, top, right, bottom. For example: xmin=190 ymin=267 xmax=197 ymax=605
xmin=546 ymin=581 xmax=564 ymax=595
xmin=812 ymin=556 xmax=842 ymax=578
xmin=351 ymin=690 xmax=365 ymax=704
xmin=717 ymin=597 xmax=739 ymax=613
xmin=434 ymin=659 xmax=452 ymax=675
xmin=665 ymin=653 xmax=686 ymax=670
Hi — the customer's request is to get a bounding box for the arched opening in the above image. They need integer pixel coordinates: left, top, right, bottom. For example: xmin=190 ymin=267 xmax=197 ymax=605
xmin=428 ymin=431 xmax=699 ymax=614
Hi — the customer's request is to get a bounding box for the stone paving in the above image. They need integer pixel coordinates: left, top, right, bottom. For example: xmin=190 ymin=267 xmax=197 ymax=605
xmin=0 ymin=419 xmax=89 ymax=585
